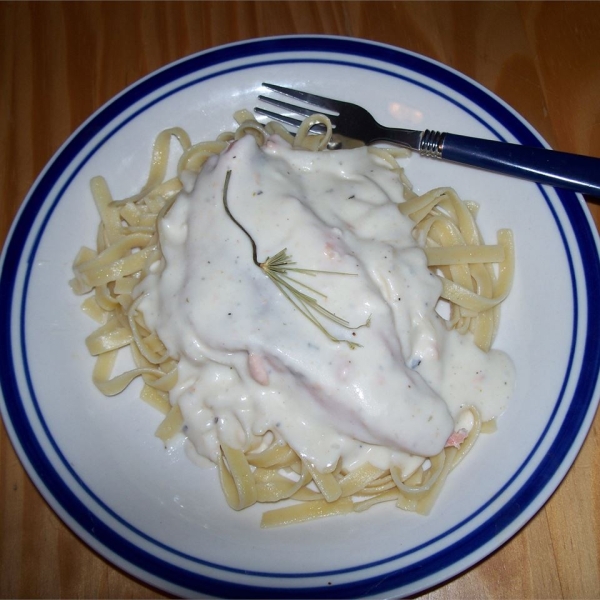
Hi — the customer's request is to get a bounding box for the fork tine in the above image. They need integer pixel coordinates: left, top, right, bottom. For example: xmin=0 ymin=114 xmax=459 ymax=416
xmin=254 ymin=107 xmax=304 ymax=128
xmin=262 ymin=83 xmax=343 ymax=113
xmin=254 ymin=107 xmax=329 ymax=135
xmin=257 ymin=94 xmax=336 ymax=120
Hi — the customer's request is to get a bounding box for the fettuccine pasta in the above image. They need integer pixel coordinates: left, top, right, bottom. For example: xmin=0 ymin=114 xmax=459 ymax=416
xmin=71 ymin=110 xmax=514 ymax=527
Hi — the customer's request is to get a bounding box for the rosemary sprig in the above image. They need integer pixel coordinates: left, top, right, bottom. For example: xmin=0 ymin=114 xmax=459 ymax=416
xmin=222 ymin=170 xmax=370 ymax=349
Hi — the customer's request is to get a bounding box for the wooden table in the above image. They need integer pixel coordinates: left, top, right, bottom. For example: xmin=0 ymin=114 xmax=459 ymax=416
xmin=1 ymin=2 xmax=599 ymax=598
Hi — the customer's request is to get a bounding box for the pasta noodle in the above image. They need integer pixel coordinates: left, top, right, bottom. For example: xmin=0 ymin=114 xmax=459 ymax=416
xmin=70 ymin=110 xmax=514 ymax=526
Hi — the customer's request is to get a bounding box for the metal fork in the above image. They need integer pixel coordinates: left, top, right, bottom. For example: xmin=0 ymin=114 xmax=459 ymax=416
xmin=255 ymin=83 xmax=600 ymax=197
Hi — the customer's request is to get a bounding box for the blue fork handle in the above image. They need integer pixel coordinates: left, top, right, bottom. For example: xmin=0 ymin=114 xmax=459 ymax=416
xmin=439 ymin=133 xmax=600 ymax=196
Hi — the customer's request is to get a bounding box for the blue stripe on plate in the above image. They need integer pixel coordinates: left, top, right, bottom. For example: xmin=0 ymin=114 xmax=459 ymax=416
xmin=2 ymin=36 xmax=599 ymax=598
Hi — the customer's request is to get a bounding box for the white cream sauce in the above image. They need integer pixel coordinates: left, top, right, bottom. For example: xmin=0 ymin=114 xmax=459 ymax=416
xmin=138 ymin=134 xmax=514 ymax=474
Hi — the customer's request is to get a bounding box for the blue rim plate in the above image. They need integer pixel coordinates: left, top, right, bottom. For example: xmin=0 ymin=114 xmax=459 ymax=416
xmin=2 ymin=35 xmax=600 ymax=598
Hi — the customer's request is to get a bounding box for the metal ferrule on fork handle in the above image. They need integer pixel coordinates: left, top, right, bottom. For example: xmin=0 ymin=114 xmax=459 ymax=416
xmin=419 ymin=130 xmax=447 ymax=159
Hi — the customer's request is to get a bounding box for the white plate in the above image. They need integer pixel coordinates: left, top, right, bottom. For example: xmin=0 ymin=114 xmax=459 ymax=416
xmin=2 ymin=35 xmax=600 ymax=599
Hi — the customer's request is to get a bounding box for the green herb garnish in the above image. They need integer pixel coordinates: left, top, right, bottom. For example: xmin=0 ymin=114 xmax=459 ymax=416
xmin=222 ymin=170 xmax=370 ymax=349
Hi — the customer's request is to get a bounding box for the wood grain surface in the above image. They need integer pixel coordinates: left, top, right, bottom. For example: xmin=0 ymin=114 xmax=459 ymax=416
xmin=1 ymin=2 xmax=599 ymax=598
